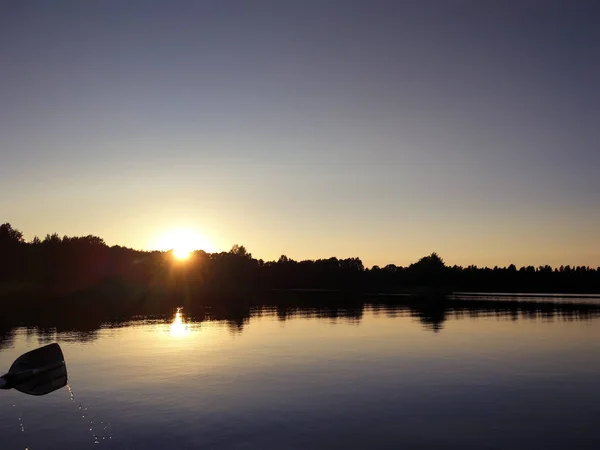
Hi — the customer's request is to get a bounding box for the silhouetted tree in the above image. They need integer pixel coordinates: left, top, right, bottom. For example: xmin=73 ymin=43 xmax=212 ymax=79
xmin=0 ymin=223 xmax=24 ymax=244
xmin=230 ymin=244 xmax=251 ymax=258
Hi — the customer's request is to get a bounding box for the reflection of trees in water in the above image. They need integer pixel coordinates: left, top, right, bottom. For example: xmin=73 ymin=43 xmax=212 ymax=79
xmin=273 ymin=304 xmax=364 ymax=324
xmin=410 ymin=305 xmax=447 ymax=333
xmin=371 ymin=296 xmax=600 ymax=332
xmin=0 ymin=328 xmax=16 ymax=350
xmin=1 ymin=293 xmax=600 ymax=344
xmin=183 ymin=301 xmax=364 ymax=333
xmin=429 ymin=299 xmax=600 ymax=332
xmin=35 ymin=327 xmax=57 ymax=346
xmin=34 ymin=326 xmax=98 ymax=345
xmin=226 ymin=318 xmax=247 ymax=334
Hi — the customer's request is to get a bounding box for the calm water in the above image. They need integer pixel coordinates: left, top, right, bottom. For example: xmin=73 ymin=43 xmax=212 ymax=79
xmin=2 ymin=296 xmax=600 ymax=449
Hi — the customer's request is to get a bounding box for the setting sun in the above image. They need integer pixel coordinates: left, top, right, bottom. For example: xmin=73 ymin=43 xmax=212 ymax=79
xmin=173 ymin=247 xmax=191 ymax=260
xmin=156 ymin=228 xmax=216 ymax=259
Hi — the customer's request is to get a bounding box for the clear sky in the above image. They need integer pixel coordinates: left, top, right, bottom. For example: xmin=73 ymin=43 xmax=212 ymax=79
xmin=1 ymin=1 xmax=599 ymax=268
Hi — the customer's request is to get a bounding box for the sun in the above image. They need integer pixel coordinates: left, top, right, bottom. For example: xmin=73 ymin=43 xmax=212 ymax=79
xmin=173 ymin=246 xmax=191 ymax=260
xmin=157 ymin=228 xmax=216 ymax=260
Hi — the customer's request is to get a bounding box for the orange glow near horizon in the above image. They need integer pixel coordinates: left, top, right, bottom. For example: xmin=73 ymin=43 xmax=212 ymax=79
xmin=156 ymin=228 xmax=216 ymax=259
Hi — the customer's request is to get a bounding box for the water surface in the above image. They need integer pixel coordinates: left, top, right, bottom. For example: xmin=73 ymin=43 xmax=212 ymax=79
xmin=1 ymin=295 xmax=600 ymax=449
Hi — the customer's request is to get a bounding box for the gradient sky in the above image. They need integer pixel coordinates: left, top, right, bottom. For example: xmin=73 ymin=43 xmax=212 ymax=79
xmin=1 ymin=1 xmax=599 ymax=268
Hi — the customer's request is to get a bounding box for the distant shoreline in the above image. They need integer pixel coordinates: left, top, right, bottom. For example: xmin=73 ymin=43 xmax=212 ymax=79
xmin=451 ymin=291 xmax=600 ymax=298
xmin=2 ymin=224 xmax=600 ymax=298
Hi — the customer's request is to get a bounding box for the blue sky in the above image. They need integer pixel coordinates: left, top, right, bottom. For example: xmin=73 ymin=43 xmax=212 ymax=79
xmin=1 ymin=1 xmax=599 ymax=267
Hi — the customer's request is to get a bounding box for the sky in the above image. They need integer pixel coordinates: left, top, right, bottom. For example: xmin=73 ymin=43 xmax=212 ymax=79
xmin=1 ymin=0 xmax=599 ymax=268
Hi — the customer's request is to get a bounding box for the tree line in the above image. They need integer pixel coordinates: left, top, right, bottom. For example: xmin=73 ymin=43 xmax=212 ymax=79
xmin=1 ymin=222 xmax=599 ymax=297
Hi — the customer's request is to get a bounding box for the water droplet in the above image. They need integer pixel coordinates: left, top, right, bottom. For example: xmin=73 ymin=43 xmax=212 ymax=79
xmin=67 ymin=384 xmax=76 ymax=402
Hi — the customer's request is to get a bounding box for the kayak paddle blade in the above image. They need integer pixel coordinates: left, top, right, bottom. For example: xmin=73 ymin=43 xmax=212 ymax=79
xmin=7 ymin=343 xmax=68 ymax=396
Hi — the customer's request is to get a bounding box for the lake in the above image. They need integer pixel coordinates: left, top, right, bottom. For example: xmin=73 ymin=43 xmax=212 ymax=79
xmin=1 ymin=294 xmax=600 ymax=449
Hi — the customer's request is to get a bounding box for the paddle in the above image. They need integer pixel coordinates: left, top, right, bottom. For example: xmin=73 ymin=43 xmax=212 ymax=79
xmin=0 ymin=343 xmax=68 ymax=396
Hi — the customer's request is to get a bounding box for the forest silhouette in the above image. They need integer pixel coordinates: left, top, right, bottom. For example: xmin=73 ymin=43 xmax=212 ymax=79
xmin=2 ymin=223 xmax=600 ymax=304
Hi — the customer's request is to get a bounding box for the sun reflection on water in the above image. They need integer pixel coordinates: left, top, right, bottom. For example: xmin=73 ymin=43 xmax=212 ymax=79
xmin=170 ymin=308 xmax=190 ymax=337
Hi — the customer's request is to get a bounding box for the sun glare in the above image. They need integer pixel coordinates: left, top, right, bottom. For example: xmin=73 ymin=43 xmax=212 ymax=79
xmin=173 ymin=247 xmax=191 ymax=260
xmin=170 ymin=308 xmax=189 ymax=337
xmin=157 ymin=228 xmax=216 ymax=260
